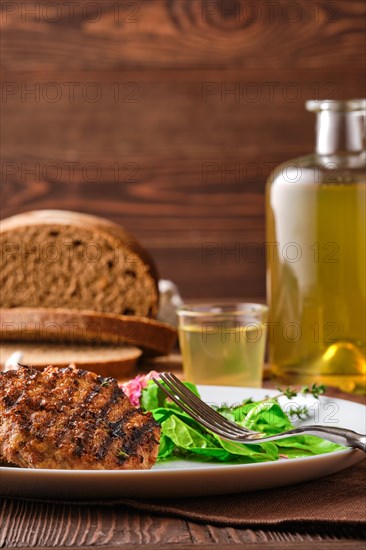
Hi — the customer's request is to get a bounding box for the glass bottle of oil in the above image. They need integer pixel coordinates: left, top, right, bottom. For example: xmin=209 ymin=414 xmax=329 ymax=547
xmin=266 ymin=99 xmax=366 ymax=394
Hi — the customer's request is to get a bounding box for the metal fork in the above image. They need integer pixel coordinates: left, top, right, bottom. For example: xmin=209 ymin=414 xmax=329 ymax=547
xmin=153 ymin=373 xmax=366 ymax=453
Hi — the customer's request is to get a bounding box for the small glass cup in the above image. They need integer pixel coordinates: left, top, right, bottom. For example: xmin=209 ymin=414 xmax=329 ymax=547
xmin=177 ymin=303 xmax=268 ymax=387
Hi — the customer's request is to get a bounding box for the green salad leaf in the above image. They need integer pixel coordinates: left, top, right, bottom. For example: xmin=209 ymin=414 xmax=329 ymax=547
xmin=141 ymin=380 xmax=345 ymax=463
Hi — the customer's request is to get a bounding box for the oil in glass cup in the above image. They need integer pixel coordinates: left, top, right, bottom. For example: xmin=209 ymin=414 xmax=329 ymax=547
xmin=177 ymin=303 xmax=268 ymax=387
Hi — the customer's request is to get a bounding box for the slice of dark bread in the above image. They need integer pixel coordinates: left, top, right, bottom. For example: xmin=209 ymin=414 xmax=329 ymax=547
xmin=0 ymin=308 xmax=177 ymax=356
xmin=0 ymin=210 xmax=159 ymax=317
xmin=0 ymin=342 xmax=141 ymax=379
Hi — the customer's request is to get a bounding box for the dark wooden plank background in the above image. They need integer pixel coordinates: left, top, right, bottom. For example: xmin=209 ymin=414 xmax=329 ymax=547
xmin=1 ymin=0 xmax=365 ymax=299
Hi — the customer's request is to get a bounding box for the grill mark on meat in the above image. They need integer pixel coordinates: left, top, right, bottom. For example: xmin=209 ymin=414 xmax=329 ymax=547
xmin=2 ymin=395 xmax=15 ymax=409
xmin=109 ymin=385 xmax=122 ymax=404
xmin=117 ymin=419 xmax=159 ymax=460
xmin=14 ymin=410 xmax=32 ymax=432
xmin=2 ymin=387 xmax=26 ymax=409
xmin=93 ymin=385 xmax=123 ymax=422
xmin=84 ymin=385 xmax=101 ymax=404
xmin=33 ymin=416 xmax=57 ymax=440
xmin=108 ymin=419 xmax=126 ymax=437
xmin=0 ymin=366 xmax=160 ymax=470
xmin=95 ymin=408 xmax=138 ymax=460
xmin=53 ymin=376 xmax=91 ymax=447
xmin=73 ymin=437 xmax=84 ymax=457
xmin=77 ymin=369 xmax=89 ymax=377
xmin=95 ymin=435 xmax=113 ymax=460
xmin=108 ymin=408 xmax=140 ymax=436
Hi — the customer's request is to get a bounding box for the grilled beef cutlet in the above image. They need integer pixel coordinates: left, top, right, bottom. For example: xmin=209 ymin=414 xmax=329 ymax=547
xmin=0 ymin=365 xmax=160 ymax=470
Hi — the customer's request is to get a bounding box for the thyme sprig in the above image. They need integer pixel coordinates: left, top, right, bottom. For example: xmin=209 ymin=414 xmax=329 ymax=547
xmin=273 ymin=382 xmax=327 ymax=401
xmin=212 ymin=383 xmax=327 ymax=422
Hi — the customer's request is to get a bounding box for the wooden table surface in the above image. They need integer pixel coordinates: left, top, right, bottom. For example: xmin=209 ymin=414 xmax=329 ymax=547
xmin=1 ymin=356 xmax=365 ymax=549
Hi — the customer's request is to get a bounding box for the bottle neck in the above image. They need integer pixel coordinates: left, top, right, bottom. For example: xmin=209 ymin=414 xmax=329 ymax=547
xmin=316 ymin=111 xmax=365 ymax=156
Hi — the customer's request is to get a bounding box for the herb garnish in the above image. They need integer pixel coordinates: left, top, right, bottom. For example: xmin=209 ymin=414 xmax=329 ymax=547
xmin=117 ymin=449 xmax=129 ymax=460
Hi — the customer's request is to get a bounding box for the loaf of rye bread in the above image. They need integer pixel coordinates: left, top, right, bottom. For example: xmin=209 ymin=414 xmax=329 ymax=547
xmin=0 ymin=308 xmax=177 ymax=356
xmin=0 ymin=210 xmax=159 ymax=317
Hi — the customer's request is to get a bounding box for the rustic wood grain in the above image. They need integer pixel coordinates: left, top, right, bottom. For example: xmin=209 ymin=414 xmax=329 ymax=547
xmin=1 ymin=68 xmax=361 ymax=163
xmin=2 ymin=1 xmax=365 ymax=70
xmin=1 ymin=0 xmax=365 ymax=299
xmin=0 ymin=498 xmax=365 ymax=548
xmin=1 ymin=545 xmax=364 ymax=550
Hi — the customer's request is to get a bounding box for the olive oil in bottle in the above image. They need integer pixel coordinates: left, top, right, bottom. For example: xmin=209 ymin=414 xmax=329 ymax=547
xmin=266 ymin=100 xmax=366 ymax=394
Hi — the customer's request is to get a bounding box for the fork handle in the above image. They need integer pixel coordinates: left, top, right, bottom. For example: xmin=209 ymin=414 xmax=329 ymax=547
xmin=247 ymin=425 xmax=366 ymax=452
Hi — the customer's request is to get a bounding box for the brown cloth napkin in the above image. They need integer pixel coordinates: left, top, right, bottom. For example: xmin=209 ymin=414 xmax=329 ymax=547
xmin=119 ymin=458 xmax=366 ymax=528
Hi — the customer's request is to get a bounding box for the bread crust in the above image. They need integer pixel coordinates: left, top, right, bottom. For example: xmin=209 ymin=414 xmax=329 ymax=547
xmin=0 ymin=307 xmax=177 ymax=356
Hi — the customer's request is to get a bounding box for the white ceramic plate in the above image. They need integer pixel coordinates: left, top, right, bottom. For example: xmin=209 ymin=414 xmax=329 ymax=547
xmin=1 ymin=386 xmax=364 ymax=500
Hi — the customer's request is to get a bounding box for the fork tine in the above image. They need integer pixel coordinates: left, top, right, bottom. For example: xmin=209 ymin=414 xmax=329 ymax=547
xmin=159 ymin=373 xmax=247 ymax=436
xmin=160 ymin=373 xmax=252 ymax=435
xmin=155 ymin=373 xmax=253 ymax=437
xmin=153 ymin=377 xmax=241 ymax=439
xmin=164 ymin=373 xmax=253 ymax=433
